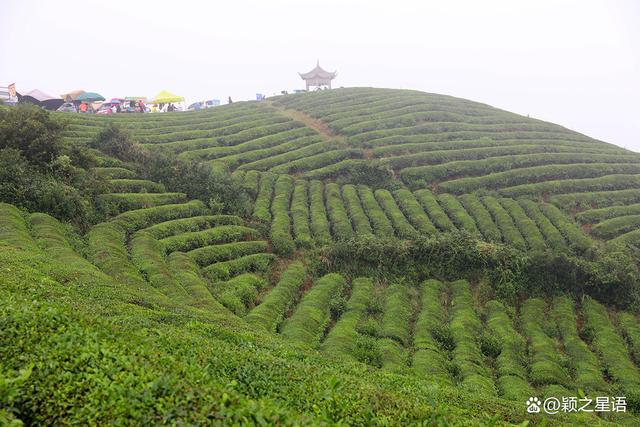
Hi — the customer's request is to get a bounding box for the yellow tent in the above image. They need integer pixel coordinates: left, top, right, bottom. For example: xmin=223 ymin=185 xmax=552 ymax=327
xmin=151 ymin=90 xmax=184 ymax=104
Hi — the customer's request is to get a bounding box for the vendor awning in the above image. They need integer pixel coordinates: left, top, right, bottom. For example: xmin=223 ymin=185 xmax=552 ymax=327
xmin=151 ymin=90 xmax=184 ymax=104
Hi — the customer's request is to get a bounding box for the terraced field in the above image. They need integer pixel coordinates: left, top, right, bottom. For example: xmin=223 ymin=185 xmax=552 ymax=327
xmin=5 ymin=87 xmax=640 ymax=424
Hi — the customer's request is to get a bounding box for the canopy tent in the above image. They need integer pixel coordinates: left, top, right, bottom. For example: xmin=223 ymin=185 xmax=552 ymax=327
xmin=22 ymin=89 xmax=64 ymax=110
xmin=60 ymin=89 xmax=85 ymax=102
xmin=151 ymin=90 xmax=184 ymax=104
xmin=76 ymin=92 xmax=105 ymax=102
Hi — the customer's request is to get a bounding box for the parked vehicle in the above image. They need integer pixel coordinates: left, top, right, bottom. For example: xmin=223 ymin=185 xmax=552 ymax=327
xmin=96 ymin=103 xmax=114 ymax=115
xmin=56 ymin=102 xmax=77 ymax=113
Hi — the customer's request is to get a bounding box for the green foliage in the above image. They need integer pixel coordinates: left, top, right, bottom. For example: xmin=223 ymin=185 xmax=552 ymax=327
xmin=281 ymin=273 xmax=346 ymax=346
xmin=592 ymin=214 xmax=640 ymax=240
xmin=499 ymin=198 xmax=547 ymax=252
xmin=341 ymin=184 xmax=373 ymax=236
xmin=520 ymin=298 xmax=571 ymax=387
xmin=166 ymin=252 xmax=223 ymax=310
xmin=188 ymin=241 xmax=268 ymax=267
xmin=436 ymin=194 xmax=480 ymax=236
xmin=459 ymin=194 xmax=501 ymax=242
xmin=481 ymin=196 xmax=527 ymax=250
xmin=308 ymin=180 xmax=332 ymax=245
xmin=213 ymin=273 xmax=267 ymax=316
xmin=539 ymin=203 xmax=593 ymax=253
xmin=111 ymin=199 xmax=209 ymax=233
xmin=357 ymin=185 xmax=395 ymax=238
xmin=380 ymin=283 xmax=412 ymax=346
xmin=291 ymin=180 xmax=314 ymax=249
xmin=252 ymin=172 xmax=276 ymax=222
xmin=333 ymin=160 xmax=398 ymax=189
xmin=0 ymin=104 xmax=63 ymax=167
xmin=87 ymin=222 xmax=145 ymax=286
xmin=618 ymin=312 xmax=640 ymax=364
xmin=97 ymin=192 xmax=187 ymax=217
xmin=0 ymin=203 xmax=40 ymax=251
xmin=393 ymin=189 xmax=437 ymax=235
xmin=107 ymin=178 xmax=165 ymax=193
xmin=160 ymin=225 xmax=259 ymax=254
xmin=414 ymin=189 xmax=456 ymax=231
xmin=141 ymin=214 xmax=242 ymax=239
xmin=270 ymin=175 xmax=295 ymax=256
xmin=518 ymin=199 xmax=567 ymax=251
xmin=245 ymin=262 xmax=306 ymax=331
xmin=375 ymin=189 xmax=418 ymax=239
xmin=202 ymin=253 xmax=276 ymax=282
xmin=325 ymin=183 xmax=354 ymax=240
xmin=90 ymin=123 xmax=147 ymax=162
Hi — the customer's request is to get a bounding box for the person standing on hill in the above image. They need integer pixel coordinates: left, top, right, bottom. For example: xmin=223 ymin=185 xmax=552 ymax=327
xmin=79 ymin=102 xmax=87 ymax=113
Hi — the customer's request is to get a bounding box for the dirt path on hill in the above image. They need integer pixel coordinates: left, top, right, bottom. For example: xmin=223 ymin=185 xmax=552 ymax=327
xmin=267 ymin=101 xmax=342 ymax=140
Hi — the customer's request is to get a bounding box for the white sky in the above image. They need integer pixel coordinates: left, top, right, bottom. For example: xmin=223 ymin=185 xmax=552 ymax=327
xmin=2 ymin=0 xmax=639 ymax=150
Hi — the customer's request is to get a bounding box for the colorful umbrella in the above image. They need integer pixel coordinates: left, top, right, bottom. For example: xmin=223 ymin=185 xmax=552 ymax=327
xmin=151 ymin=90 xmax=184 ymax=104
xmin=125 ymin=96 xmax=147 ymax=102
xmin=76 ymin=92 xmax=105 ymax=102
xmin=60 ymin=89 xmax=85 ymax=102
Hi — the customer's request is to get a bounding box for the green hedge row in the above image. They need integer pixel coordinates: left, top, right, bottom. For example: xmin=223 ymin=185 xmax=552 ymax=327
xmin=539 ymin=203 xmax=593 ymax=253
xmin=413 ymin=280 xmax=451 ymax=382
xmin=107 ymin=179 xmax=165 ymax=193
xmin=481 ymin=197 xmax=527 ymax=251
xmin=187 ymin=241 xmax=268 ymax=267
xmin=270 ymin=175 xmax=295 ymax=256
xmin=130 ymin=231 xmax=191 ymax=302
xmin=242 ymin=170 xmax=260 ymax=200
xmin=375 ymin=189 xmax=418 ymax=239
xmin=325 ymin=183 xmax=354 ymax=240
xmin=166 ymin=252 xmax=223 ymax=310
xmin=220 ymin=134 xmax=321 ymax=170
xmin=551 ymin=296 xmax=608 ymax=393
xmin=291 ymin=180 xmax=313 ymax=249
xmin=281 ymin=273 xmax=346 ymax=346
xmin=583 ymin=297 xmax=640 ymax=409
xmin=212 ymin=273 xmax=267 ymax=316
xmin=380 ymin=283 xmax=412 ymax=346
xmin=252 ymin=172 xmax=276 ymax=222
xmin=449 ymin=280 xmax=496 ymax=395
xmin=91 ymin=167 xmax=136 ymax=179
xmin=436 ymin=194 xmax=480 ymax=236
xmin=550 ymin=189 xmax=640 ymax=212
xmin=499 ymin=174 xmax=640 ymax=198
xmin=498 ymin=198 xmax=547 ymax=252
xmin=520 ymin=298 xmax=571 ymax=387
xmin=87 ymin=222 xmax=144 ymax=286
xmin=517 ymin=200 xmax=567 ymax=252
xmin=29 ymin=213 xmax=98 ymax=272
xmin=0 ymin=203 xmax=41 ymax=251
xmin=485 ymin=300 xmax=534 ymax=401
xmin=618 ymin=312 xmax=640 ymax=365
xmin=244 ymin=262 xmax=306 ymax=332
xmin=393 ymin=189 xmax=437 ymax=235
xmin=576 ymin=203 xmax=640 ymax=224
xmin=414 ymin=190 xmax=456 ymax=232
xmin=111 ymin=200 xmax=209 ymax=233
xmin=342 ymin=184 xmax=373 ymax=236
xmin=592 ymin=214 xmax=640 ymax=240
xmin=309 ymin=180 xmax=332 ymax=245
xmin=458 ymin=194 xmax=501 ymax=242
xmin=141 ymin=215 xmax=242 ymax=239
xmin=321 ymin=277 xmax=374 ymax=358
xmin=202 ymin=253 xmax=276 ymax=282
xmin=97 ymin=193 xmax=188 ymax=217
xmin=160 ymin=225 xmax=260 ymax=254
xmin=358 ymin=185 xmax=394 ymax=238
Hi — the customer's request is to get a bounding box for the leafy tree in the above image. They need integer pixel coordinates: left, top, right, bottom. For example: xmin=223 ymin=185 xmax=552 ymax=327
xmin=0 ymin=104 xmax=64 ymax=167
xmin=90 ymin=123 xmax=147 ymax=162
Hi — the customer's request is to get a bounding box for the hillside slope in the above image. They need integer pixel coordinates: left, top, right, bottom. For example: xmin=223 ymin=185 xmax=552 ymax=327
xmin=3 ymin=88 xmax=640 ymax=425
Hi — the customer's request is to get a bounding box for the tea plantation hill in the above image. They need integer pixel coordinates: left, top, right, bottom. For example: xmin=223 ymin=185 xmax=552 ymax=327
xmin=3 ymin=88 xmax=640 ymax=425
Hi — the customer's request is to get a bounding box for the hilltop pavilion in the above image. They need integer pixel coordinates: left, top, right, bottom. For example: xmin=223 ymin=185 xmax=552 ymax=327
xmin=299 ymin=61 xmax=337 ymax=91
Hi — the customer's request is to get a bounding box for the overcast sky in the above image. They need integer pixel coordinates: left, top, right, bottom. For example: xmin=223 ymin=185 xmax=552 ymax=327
xmin=2 ymin=0 xmax=639 ymax=150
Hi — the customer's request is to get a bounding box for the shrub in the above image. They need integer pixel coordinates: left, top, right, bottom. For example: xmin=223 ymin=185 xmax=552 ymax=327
xmin=244 ymin=262 xmax=306 ymax=331
xmin=160 ymin=225 xmax=260 ymax=254
xmin=485 ymin=300 xmax=533 ymax=401
xmin=436 ymin=194 xmax=480 ymax=236
xmin=111 ymin=200 xmax=208 ymax=233
xmin=325 ymin=183 xmax=354 ymax=240
xmin=518 ymin=199 xmax=567 ymax=251
xmin=166 ymin=252 xmax=223 ymax=310
xmin=592 ymin=215 xmax=640 ymax=240
xmin=357 ymin=185 xmax=394 ymax=238
xmin=481 ymin=196 xmax=527 ymax=250
xmin=290 ymin=180 xmax=314 ymax=249
xmin=577 ymin=203 xmax=640 ymax=224
xmin=414 ymin=189 xmax=456 ymax=231
xmin=539 ymin=203 xmax=593 ymax=253
xmin=0 ymin=203 xmax=40 ymax=251
xmin=0 ymin=104 xmax=64 ymax=167
xmin=130 ymin=231 xmax=191 ymax=302
xmin=91 ymin=123 xmax=147 ymax=162
xmin=322 ymin=277 xmax=374 ymax=358
xmin=107 ymin=179 xmax=165 ymax=193
xmin=380 ymin=282 xmax=412 ymax=346
xmin=187 ymin=241 xmax=268 ymax=267
xmin=91 ymin=167 xmax=136 ymax=179
xmin=520 ymin=298 xmax=571 ymax=387
xmin=551 ymin=296 xmax=608 ymax=393
xmin=308 ymin=180 xmax=332 ymax=245
xmin=392 ymin=189 xmax=437 ymax=235
xmin=141 ymin=214 xmax=242 ymax=239
xmin=618 ymin=312 xmax=640 ymax=364
xmin=203 ymin=253 xmax=276 ymax=282
xmin=213 ymin=273 xmax=267 ymax=316
xmin=459 ymin=194 xmax=501 ymax=242
xmin=270 ymin=175 xmax=295 ymax=256
xmin=341 ymin=184 xmax=373 ymax=236
xmin=449 ymin=280 xmax=496 ymax=395
xmin=281 ymin=273 xmax=346 ymax=346
xmin=252 ymin=173 xmax=276 ymax=222
xmin=98 ymin=192 xmax=187 ymax=217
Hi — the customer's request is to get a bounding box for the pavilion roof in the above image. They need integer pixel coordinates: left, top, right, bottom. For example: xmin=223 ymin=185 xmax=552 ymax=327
xmin=299 ymin=61 xmax=337 ymax=80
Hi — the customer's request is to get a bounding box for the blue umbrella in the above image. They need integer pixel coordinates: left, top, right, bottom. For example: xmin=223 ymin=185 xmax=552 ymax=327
xmin=76 ymin=92 xmax=105 ymax=102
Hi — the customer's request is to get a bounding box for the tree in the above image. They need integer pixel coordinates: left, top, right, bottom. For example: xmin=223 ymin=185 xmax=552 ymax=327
xmin=0 ymin=104 xmax=64 ymax=167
